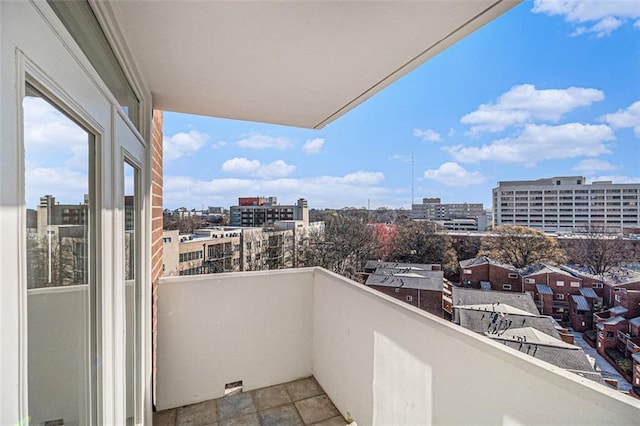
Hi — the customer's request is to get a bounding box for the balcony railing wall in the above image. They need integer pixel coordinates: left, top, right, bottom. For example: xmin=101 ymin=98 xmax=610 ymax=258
xmin=158 ymin=268 xmax=640 ymax=425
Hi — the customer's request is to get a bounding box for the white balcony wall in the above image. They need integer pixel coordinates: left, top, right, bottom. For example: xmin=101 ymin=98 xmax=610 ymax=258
xmin=158 ymin=268 xmax=640 ymax=424
xmin=157 ymin=269 xmax=314 ymax=409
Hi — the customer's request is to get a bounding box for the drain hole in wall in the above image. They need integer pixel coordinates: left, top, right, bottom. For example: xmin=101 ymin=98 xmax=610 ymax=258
xmin=225 ymin=380 xmax=243 ymax=396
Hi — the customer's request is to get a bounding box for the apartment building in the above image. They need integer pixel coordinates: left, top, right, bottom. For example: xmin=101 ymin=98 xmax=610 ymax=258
xmin=412 ymin=197 xmax=484 ymax=220
xmin=230 ymin=197 xmax=309 ymax=228
xmin=364 ymin=262 xmax=445 ymax=317
xmin=492 ymin=176 xmax=640 ymax=233
xmin=162 ymin=227 xmax=296 ymax=276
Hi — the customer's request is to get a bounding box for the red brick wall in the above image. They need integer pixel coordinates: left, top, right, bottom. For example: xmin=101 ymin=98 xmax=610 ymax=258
xmin=151 ymin=110 xmax=163 ymax=405
xmin=460 ymin=263 xmax=521 ymax=292
xmin=487 ymin=266 xmax=521 ymax=292
xmin=368 ymin=286 xmax=444 ymax=318
xmin=419 ymin=289 xmax=444 ymax=318
xmin=614 ymin=289 xmax=640 ymax=319
xmin=460 ymin=264 xmax=488 ymax=288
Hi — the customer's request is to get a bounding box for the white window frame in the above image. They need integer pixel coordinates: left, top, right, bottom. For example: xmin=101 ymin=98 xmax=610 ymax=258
xmin=502 ymin=284 xmax=512 ymax=291
xmin=406 ymin=295 xmax=414 ymax=302
xmin=0 ymin=2 xmax=152 ymax=424
xmin=556 ymin=294 xmax=565 ymax=300
xmin=525 ymin=278 xmax=535 ymax=284
xmin=463 ymin=269 xmax=472 ymax=275
xmin=556 ymin=281 xmax=565 ymax=287
xmin=570 ymin=281 xmax=580 ymax=288
xmin=508 ymin=273 xmax=518 ymax=279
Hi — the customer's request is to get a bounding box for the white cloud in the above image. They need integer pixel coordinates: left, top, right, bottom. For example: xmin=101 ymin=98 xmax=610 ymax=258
xmin=221 ymin=157 xmax=261 ymax=174
xmin=23 ymin=96 xmax=87 ymax=151
xmin=236 ymin=133 xmax=294 ymax=150
xmin=221 ymin=157 xmax=296 ymax=178
xmin=413 ymin=128 xmax=442 ymax=142
xmin=164 ymin=130 xmax=209 ymax=161
xmin=461 ymin=84 xmax=604 ymax=134
xmin=340 ymin=171 xmax=385 ymax=185
xmin=25 ymin=165 xmax=88 ymax=208
xmin=532 ymin=0 xmax=640 ymax=37
xmin=163 ymin=171 xmax=390 ymax=209
xmin=254 ymin=160 xmax=297 ymax=178
xmin=601 ymin=100 xmax=640 ymax=136
xmin=423 ymin=162 xmax=486 ymax=187
xmin=212 ymin=140 xmax=227 ymax=149
xmin=447 ymin=123 xmax=614 ymax=165
xmin=302 ymin=138 xmax=325 ymax=154
xmin=573 ymin=159 xmax=619 ymax=173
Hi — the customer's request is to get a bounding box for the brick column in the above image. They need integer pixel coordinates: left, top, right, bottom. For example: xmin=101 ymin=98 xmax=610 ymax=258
xmin=151 ymin=110 xmax=163 ymax=406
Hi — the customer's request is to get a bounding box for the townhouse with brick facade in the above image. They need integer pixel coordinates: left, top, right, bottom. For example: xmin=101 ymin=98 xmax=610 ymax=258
xmin=459 ymin=256 xmax=522 ymax=292
xmin=365 ymin=264 xmax=444 ymax=318
xmin=521 ymin=264 xmax=584 ymax=321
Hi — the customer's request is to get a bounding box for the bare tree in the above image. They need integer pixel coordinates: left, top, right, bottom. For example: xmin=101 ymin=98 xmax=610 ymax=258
xmin=298 ymin=214 xmax=375 ymax=280
xmin=393 ymin=220 xmax=458 ymax=275
xmin=479 ymin=225 xmax=566 ymax=268
xmin=566 ymin=225 xmax=630 ymax=274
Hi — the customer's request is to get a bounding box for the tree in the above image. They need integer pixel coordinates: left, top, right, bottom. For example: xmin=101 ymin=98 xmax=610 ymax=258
xmin=479 ymin=225 xmax=566 ymax=268
xmin=565 ymin=225 xmax=630 ymax=274
xmin=393 ymin=221 xmax=458 ymax=275
xmin=298 ymin=214 xmax=375 ymax=280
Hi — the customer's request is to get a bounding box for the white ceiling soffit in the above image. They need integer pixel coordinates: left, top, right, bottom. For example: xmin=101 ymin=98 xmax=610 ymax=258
xmin=114 ymin=1 xmax=520 ymax=129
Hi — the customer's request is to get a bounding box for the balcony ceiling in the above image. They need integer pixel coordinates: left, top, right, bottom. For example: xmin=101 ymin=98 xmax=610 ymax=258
xmin=114 ymin=1 xmax=519 ymax=129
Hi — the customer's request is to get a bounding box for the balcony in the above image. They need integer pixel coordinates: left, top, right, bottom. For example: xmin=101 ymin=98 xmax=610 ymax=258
xmin=156 ymin=268 xmax=640 ymax=424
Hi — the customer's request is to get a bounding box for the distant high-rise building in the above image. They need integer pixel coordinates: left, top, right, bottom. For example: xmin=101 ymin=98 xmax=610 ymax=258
xmin=230 ymin=197 xmax=309 ymax=227
xmin=411 ymin=197 xmax=485 ymax=230
xmin=492 ymin=176 xmax=640 ymax=233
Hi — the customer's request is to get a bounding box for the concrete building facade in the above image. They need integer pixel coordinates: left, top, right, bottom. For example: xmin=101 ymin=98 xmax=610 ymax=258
xmin=492 ymin=176 xmax=640 ymax=233
xmin=230 ymin=197 xmax=309 ymax=228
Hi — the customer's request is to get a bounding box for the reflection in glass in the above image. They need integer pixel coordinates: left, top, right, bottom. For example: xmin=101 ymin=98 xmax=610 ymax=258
xmin=25 ymin=84 xmax=96 ymax=425
xmin=124 ymin=162 xmax=139 ymax=425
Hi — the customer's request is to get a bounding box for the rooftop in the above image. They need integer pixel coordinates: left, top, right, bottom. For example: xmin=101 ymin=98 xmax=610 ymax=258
xmin=452 ymin=287 xmax=539 ymax=315
xmin=459 ymin=256 xmax=518 ymax=271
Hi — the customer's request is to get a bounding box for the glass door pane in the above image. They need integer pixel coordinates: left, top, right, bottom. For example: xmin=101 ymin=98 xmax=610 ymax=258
xmin=24 ymin=84 xmax=96 ymax=425
xmin=124 ymin=161 xmax=140 ymax=425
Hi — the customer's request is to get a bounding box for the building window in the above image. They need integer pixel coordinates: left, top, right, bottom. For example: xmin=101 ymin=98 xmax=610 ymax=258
xmin=593 ymin=283 xmax=603 ymax=289
xmin=394 ymin=288 xmax=400 ymax=293
xmin=508 ymin=273 xmax=518 ymax=279
xmin=570 ymin=281 xmax=580 ymax=288
xmin=556 ymin=294 xmax=565 ymax=300
xmin=503 ymin=284 xmax=512 ymax=290
xmin=556 ymin=281 xmax=564 ymax=287
xmin=463 ymin=269 xmax=472 ymax=275
xmin=615 ymin=294 xmax=621 ymax=303
xmin=406 ymin=296 xmax=413 ymax=302
xmin=525 ymin=278 xmax=535 ymax=284
xmin=162 ymin=237 xmax=172 ymax=243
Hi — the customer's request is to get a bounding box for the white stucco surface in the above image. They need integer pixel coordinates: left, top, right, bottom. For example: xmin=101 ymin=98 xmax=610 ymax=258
xmin=158 ymin=268 xmax=640 ymax=424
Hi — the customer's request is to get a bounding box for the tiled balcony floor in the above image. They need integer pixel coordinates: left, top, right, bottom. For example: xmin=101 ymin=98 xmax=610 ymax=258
xmin=153 ymin=376 xmax=348 ymax=426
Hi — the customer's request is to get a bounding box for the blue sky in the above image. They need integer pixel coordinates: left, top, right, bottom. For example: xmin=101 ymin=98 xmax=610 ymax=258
xmin=162 ymin=1 xmax=640 ymax=211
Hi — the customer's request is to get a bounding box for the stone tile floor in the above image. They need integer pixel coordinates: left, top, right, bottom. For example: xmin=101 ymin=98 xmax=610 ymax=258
xmin=153 ymin=376 xmax=348 ymax=426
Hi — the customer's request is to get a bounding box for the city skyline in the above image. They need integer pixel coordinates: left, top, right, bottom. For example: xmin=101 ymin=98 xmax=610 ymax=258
xmin=161 ymin=2 xmax=640 ymax=210
xmin=22 ymin=2 xmax=640 ymax=210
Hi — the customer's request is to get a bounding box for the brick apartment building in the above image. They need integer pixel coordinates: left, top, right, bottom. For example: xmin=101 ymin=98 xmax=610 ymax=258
xmin=364 ymin=262 xmax=444 ymax=318
xmin=459 ymin=256 xmax=522 ymax=292
xmin=521 ymin=264 xmax=584 ymax=321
